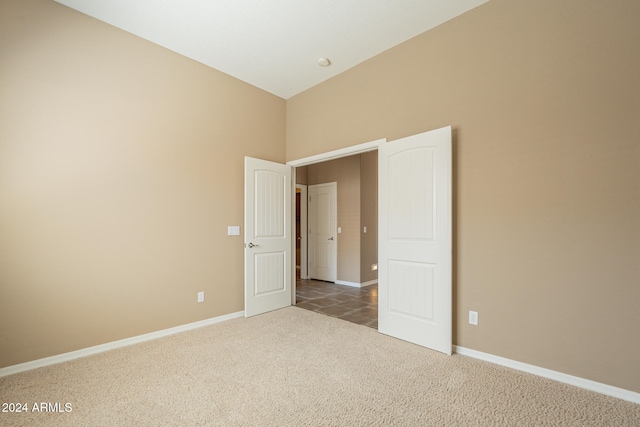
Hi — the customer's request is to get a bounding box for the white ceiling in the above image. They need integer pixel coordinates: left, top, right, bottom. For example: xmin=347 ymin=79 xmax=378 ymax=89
xmin=55 ymin=0 xmax=488 ymax=99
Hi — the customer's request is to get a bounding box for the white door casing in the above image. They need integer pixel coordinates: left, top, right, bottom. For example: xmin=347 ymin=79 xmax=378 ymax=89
xmin=295 ymin=184 xmax=308 ymax=281
xmin=308 ymin=182 xmax=337 ymax=282
xmin=378 ymin=126 xmax=452 ymax=354
xmin=244 ymin=157 xmax=292 ymax=317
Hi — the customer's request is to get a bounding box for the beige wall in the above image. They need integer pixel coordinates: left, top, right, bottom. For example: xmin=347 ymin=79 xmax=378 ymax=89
xmin=287 ymin=0 xmax=640 ymax=392
xmin=360 ymin=151 xmax=378 ymax=283
xmin=295 ymin=166 xmax=308 ymax=185
xmin=0 ymin=0 xmax=285 ymax=367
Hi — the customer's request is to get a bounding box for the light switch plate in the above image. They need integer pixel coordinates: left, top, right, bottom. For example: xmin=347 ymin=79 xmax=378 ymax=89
xmin=227 ymin=226 xmax=240 ymax=236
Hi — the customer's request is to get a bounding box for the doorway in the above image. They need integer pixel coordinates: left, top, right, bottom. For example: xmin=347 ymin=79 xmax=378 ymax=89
xmin=291 ymin=145 xmax=380 ymax=329
xmin=246 ymin=127 xmax=452 ymax=353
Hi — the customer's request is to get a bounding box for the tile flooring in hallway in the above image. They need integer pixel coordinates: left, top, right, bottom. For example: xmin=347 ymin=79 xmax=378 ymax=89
xmin=295 ymin=279 xmax=378 ymax=329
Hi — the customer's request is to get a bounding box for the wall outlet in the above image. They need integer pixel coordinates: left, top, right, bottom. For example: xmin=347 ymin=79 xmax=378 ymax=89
xmin=197 ymin=291 xmax=205 ymax=303
xmin=469 ymin=310 xmax=478 ymax=325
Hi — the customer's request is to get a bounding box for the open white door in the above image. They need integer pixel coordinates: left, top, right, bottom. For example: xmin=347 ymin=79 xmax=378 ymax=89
xmin=244 ymin=157 xmax=292 ymax=317
xmin=378 ymin=127 xmax=452 ymax=354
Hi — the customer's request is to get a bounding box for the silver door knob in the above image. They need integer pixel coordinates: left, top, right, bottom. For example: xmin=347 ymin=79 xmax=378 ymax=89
xmin=247 ymin=242 xmax=259 ymax=248
xmin=328 ymin=237 xmax=334 ymax=240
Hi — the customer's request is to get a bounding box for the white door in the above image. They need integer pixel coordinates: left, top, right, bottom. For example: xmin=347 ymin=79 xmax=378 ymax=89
xmin=378 ymin=127 xmax=452 ymax=354
xmin=244 ymin=157 xmax=292 ymax=317
xmin=308 ymin=183 xmax=337 ymax=282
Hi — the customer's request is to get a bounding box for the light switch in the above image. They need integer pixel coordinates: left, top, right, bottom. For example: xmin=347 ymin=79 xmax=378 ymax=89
xmin=338 ymin=227 xmax=342 ymax=234
xmin=227 ymin=226 xmax=240 ymax=236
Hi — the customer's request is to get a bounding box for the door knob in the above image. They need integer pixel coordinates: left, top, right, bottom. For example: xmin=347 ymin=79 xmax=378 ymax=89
xmin=328 ymin=237 xmax=334 ymax=240
xmin=247 ymin=242 xmax=259 ymax=248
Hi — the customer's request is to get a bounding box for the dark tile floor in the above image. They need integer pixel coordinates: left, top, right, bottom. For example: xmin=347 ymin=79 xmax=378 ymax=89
xmin=295 ymin=279 xmax=378 ymax=329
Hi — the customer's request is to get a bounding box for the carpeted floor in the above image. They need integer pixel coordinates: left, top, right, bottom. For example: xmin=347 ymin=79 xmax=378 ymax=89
xmin=1 ymin=307 xmax=639 ymax=426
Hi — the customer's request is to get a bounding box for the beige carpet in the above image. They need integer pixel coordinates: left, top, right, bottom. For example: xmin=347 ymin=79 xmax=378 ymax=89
xmin=1 ymin=307 xmax=638 ymax=426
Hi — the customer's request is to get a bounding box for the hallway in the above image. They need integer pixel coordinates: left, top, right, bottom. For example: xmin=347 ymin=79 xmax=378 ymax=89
xmin=295 ymin=279 xmax=377 ymax=329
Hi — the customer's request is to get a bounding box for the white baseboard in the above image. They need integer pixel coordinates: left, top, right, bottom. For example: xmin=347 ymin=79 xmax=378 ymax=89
xmin=335 ymin=280 xmax=378 ymax=288
xmin=0 ymin=311 xmax=245 ymax=378
xmin=454 ymin=345 xmax=640 ymax=404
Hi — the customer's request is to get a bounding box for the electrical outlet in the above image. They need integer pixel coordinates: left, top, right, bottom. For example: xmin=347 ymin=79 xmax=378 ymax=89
xmin=197 ymin=291 xmax=205 ymax=303
xmin=469 ymin=310 xmax=478 ymax=325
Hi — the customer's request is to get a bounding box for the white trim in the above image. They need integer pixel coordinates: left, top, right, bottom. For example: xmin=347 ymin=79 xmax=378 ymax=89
xmin=454 ymin=345 xmax=640 ymax=404
xmin=287 ymin=139 xmax=385 ymax=167
xmin=292 ymin=171 xmax=298 ymax=305
xmin=335 ymin=279 xmax=378 ymax=288
xmin=295 ymin=184 xmax=308 ymax=280
xmin=0 ymin=311 xmax=244 ymax=378
xmin=335 ymin=280 xmax=362 ymax=288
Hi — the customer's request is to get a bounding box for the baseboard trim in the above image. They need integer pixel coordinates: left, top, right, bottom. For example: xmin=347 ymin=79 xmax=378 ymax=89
xmin=454 ymin=345 xmax=640 ymax=404
xmin=0 ymin=310 xmax=245 ymax=378
xmin=335 ymin=280 xmax=378 ymax=288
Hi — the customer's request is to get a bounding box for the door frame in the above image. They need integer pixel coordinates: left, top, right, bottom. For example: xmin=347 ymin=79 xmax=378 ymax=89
xmin=295 ymin=184 xmax=308 ymax=280
xmin=287 ymin=139 xmax=385 ymax=304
